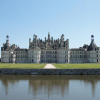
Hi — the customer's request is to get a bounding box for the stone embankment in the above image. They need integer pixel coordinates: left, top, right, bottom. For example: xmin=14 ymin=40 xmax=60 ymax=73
xmin=0 ymin=69 xmax=100 ymax=75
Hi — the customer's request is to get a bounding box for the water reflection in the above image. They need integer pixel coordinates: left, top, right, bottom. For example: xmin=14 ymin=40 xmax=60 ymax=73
xmin=28 ymin=76 xmax=69 ymax=98
xmin=0 ymin=75 xmax=100 ymax=100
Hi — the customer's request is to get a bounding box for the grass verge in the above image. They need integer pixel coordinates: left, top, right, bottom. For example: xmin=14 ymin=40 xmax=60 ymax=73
xmin=0 ymin=63 xmax=46 ymax=69
xmin=52 ymin=63 xmax=100 ymax=69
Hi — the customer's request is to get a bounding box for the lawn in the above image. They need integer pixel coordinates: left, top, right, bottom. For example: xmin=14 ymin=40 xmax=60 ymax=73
xmin=52 ymin=63 xmax=100 ymax=69
xmin=0 ymin=63 xmax=46 ymax=69
xmin=0 ymin=63 xmax=100 ymax=69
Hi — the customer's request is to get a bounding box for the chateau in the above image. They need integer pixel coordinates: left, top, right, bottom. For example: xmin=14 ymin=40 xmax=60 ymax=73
xmin=1 ymin=32 xmax=100 ymax=63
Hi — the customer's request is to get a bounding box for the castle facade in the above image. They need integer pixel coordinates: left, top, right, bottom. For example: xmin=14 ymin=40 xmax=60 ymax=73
xmin=1 ymin=32 xmax=100 ymax=63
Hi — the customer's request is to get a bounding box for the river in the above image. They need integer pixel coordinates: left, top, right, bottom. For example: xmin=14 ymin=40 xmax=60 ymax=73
xmin=0 ymin=75 xmax=100 ymax=100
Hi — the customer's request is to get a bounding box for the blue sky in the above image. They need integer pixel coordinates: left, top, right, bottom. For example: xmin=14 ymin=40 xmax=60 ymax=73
xmin=0 ymin=0 xmax=100 ymax=57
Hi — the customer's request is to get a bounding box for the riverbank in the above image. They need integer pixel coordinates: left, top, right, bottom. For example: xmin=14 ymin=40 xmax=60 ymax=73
xmin=1 ymin=63 xmax=100 ymax=69
xmin=0 ymin=68 xmax=100 ymax=75
xmin=0 ymin=63 xmax=46 ymax=69
xmin=52 ymin=63 xmax=100 ymax=69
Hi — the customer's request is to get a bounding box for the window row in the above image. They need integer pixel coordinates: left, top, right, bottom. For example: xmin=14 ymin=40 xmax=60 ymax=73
xmin=70 ymin=55 xmax=86 ymax=58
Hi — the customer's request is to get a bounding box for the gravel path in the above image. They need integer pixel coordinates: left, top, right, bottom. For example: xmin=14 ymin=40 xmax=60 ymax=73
xmin=44 ymin=64 xmax=56 ymax=69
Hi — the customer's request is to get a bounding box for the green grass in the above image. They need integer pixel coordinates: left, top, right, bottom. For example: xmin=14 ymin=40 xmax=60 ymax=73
xmin=0 ymin=63 xmax=100 ymax=69
xmin=0 ymin=63 xmax=47 ymax=69
xmin=52 ymin=63 xmax=100 ymax=69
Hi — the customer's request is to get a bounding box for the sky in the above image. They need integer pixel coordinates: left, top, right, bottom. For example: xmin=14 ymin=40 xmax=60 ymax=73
xmin=0 ymin=0 xmax=100 ymax=58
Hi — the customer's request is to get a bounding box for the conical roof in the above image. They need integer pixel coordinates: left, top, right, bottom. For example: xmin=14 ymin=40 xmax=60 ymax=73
xmin=88 ymin=39 xmax=98 ymax=51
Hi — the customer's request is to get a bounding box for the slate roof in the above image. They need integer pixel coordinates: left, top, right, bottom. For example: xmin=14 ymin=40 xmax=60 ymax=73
xmin=70 ymin=48 xmax=85 ymax=51
xmin=88 ymin=39 xmax=98 ymax=51
xmin=15 ymin=48 xmax=28 ymax=51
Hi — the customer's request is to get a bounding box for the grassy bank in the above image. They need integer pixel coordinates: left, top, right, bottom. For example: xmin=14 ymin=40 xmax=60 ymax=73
xmin=52 ymin=63 xmax=100 ymax=69
xmin=0 ymin=63 xmax=46 ymax=69
xmin=0 ymin=63 xmax=100 ymax=69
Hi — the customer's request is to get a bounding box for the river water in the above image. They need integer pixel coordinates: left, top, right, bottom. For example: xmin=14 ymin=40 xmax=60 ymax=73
xmin=0 ymin=75 xmax=100 ymax=100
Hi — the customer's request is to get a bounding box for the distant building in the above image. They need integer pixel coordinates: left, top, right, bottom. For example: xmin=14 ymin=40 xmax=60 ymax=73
xmin=1 ymin=33 xmax=100 ymax=63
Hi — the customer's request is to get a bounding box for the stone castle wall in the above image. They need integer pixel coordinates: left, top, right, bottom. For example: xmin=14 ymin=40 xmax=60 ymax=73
xmin=0 ymin=69 xmax=100 ymax=75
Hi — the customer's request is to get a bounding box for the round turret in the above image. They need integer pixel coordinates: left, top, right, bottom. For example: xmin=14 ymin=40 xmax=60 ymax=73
xmin=88 ymin=35 xmax=98 ymax=51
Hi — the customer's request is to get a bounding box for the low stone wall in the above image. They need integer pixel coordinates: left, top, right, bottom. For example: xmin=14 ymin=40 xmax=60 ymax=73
xmin=0 ymin=69 xmax=100 ymax=75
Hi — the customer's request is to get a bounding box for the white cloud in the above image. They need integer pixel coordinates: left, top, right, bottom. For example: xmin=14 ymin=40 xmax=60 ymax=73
xmin=0 ymin=55 xmax=1 ymax=58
